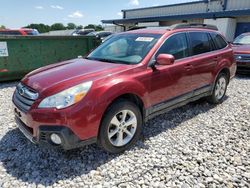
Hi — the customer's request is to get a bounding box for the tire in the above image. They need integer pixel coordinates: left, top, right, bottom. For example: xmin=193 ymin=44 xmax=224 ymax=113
xmin=98 ymin=100 xmax=142 ymax=153
xmin=207 ymin=73 xmax=228 ymax=104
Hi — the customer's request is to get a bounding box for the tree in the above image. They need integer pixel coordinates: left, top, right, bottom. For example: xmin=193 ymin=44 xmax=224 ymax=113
xmin=84 ymin=24 xmax=95 ymax=30
xmin=23 ymin=23 xmax=104 ymax=33
xmin=0 ymin=25 xmax=6 ymax=29
xmin=67 ymin=23 xmax=77 ymax=30
xmin=95 ymin=24 xmax=104 ymax=31
xmin=84 ymin=24 xmax=104 ymax=31
xmin=24 ymin=23 xmax=50 ymax=33
xmin=76 ymin=25 xmax=83 ymax=30
xmin=50 ymin=23 xmax=66 ymax=31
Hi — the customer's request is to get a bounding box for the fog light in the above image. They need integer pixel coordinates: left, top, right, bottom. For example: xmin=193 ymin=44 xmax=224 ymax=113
xmin=50 ymin=133 xmax=62 ymax=145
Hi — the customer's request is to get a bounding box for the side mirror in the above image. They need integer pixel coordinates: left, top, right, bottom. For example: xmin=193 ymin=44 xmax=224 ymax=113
xmin=156 ymin=54 xmax=175 ymax=66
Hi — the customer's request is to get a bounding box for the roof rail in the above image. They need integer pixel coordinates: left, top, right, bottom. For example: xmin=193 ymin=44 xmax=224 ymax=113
xmin=170 ymin=23 xmax=218 ymax=31
xmin=127 ymin=26 xmax=170 ymax=31
xmin=127 ymin=26 xmax=147 ymax=31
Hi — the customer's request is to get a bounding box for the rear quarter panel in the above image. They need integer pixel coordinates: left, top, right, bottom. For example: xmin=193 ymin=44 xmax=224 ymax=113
xmin=213 ymin=46 xmax=236 ymax=81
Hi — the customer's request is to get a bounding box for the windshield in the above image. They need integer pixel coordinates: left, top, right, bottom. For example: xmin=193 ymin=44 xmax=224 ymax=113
xmin=233 ymin=34 xmax=250 ymax=45
xmin=87 ymin=32 xmax=97 ymax=36
xmin=87 ymin=33 xmax=161 ymax=65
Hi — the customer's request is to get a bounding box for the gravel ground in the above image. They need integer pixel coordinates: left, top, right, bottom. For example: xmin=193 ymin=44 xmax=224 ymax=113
xmin=0 ymin=76 xmax=249 ymax=188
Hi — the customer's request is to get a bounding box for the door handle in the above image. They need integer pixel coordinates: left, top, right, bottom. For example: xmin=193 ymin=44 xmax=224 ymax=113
xmin=213 ymin=56 xmax=220 ymax=60
xmin=184 ymin=64 xmax=193 ymax=71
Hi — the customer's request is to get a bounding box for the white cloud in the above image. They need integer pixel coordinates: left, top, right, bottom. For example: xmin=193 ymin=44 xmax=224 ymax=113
xmin=50 ymin=5 xmax=64 ymax=10
xmin=35 ymin=6 xmax=44 ymax=10
xmin=117 ymin=12 xmax=123 ymax=17
xmin=68 ymin=11 xmax=84 ymax=18
xmin=129 ymin=0 xmax=139 ymax=6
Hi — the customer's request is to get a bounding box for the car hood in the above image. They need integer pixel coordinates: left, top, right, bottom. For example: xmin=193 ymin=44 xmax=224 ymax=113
xmin=22 ymin=58 xmax=129 ymax=93
xmin=232 ymin=44 xmax=250 ymax=54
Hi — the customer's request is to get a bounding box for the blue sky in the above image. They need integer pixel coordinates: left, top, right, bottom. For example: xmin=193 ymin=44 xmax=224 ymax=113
xmin=0 ymin=0 xmax=196 ymax=28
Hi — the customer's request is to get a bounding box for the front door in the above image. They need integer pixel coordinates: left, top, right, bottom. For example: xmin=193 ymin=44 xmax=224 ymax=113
xmin=144 ymin=32 xmax=196 ymax=112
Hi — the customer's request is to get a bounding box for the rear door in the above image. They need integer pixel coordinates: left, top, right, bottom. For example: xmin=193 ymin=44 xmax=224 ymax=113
xmin=186 ymin=31 xmax=218 ymax=92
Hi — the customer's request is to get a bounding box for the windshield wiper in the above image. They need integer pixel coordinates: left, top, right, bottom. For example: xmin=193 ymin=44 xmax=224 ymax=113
xmin=86 ymin=57 xmax=130 ymax=64
xmin=85 ymin=57 xmax=108 ymax=62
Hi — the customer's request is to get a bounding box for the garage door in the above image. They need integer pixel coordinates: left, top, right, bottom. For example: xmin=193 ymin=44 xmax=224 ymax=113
xmin=235 ymin=22 xmax=250 ymax=38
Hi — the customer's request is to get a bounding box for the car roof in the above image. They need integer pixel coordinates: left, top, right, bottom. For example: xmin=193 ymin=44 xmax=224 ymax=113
xmin=127 ymin=28 xmax=168 ymax=35
xmin=96 ymin=31 xmax=112 ymax=33
xmin=125 ymin=23 xmax=219 ymax=35
xmin=240 ymin=32 xmax=250 ymax=36
xmin=0 ymin=29 xmax=20 ymax=31
xmin=126 ymin=27 xmax=219 ymax=35
xmin=0 ymin=29 xmax=33 ymax=31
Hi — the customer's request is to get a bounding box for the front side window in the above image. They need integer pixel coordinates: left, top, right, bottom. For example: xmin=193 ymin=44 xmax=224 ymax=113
xmin=156 ymin=33 xmax=189 ymax=60
xmin=87 ymin=33 xmax=161 ymax=65
xmin=189 ymin=32 xmax=212 ymax=55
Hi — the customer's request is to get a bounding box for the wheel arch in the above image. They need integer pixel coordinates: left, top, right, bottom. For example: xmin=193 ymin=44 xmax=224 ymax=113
xmin=110 ymin=93 xmax=145 ymax=118
xmin=219 ymin=68 xmax=230 ymax=83
xmin=97 ymin=93 xmax=145 ymax=138
xmin=214 ymin=57 xmax=232 ymax=85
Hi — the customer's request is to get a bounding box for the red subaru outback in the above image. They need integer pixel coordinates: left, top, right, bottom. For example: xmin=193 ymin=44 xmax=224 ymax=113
xmin=13 ymin=24 xmax=236 ymax=153
xmin=0 ymin=29 xmax=39 ymax=36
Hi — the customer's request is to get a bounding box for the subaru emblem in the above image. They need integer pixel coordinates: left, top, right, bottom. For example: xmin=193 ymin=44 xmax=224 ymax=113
xmin=19 ymin=88 xmax=25 ymax=96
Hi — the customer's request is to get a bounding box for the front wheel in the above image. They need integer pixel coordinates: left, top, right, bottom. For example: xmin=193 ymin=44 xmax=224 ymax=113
xmin=207 ymin=73 xmax=228 ymax=104
xmin=98 ymin=100 xmax=142 ymax=153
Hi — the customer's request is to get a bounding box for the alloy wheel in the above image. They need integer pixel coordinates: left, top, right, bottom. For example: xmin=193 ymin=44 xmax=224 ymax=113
xmin=215 ymin=77 xmax=227 ymax=100
xmin=107 ymin=110 xmax=137 ymax=147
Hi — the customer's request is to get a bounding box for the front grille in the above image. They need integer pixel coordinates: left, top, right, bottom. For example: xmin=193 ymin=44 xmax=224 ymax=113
xmin=13 ymin=83 xmax=39 ymax=113
xmin=40 ymin=132 xmax=47 ymax=141
xmin=235 ymin=54 xmax=250 ymax=62
xmin=237 ymin=66 xmax=250 ymax=72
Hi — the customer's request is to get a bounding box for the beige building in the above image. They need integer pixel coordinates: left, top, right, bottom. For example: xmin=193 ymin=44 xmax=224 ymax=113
xmin=102 ymin=0 xmax=250 ymax=41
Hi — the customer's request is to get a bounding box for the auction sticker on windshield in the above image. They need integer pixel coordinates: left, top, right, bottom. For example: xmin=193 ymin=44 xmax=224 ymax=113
xmin=136 ymin=37 xmax=154 ymax=42
xmin=0 ymin=42 xmax=8 ymax=57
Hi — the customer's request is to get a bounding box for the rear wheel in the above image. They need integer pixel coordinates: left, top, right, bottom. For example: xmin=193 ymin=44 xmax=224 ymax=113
xmin=207 ymin=73 xmax=228 ymax=104
xmin=98 ymin=100 xmax=142 ymax=153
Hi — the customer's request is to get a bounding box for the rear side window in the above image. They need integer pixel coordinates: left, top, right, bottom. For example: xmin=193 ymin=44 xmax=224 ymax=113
xmin=189 ymin=32 xmax=212 ymax=55
xmin=210 ymin=33 xmax=228 ymax=50
xmin=156 ymin=33 xmax=189 ymax=60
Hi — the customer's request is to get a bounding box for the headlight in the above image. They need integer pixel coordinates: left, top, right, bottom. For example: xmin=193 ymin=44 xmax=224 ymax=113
xmin=235 ymin=55 xmax=242 ymax=61
xmin=38 ymin=81 xmax=92 ymax=109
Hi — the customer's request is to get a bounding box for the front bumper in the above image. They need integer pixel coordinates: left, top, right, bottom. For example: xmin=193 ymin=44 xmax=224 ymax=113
xmin=235 ymin=54 xmax=250 ymax=74
xmin=237 ymin=61 xmax=250 ymax=74
xmin=15 ymin=116 xmax=97 ymax=150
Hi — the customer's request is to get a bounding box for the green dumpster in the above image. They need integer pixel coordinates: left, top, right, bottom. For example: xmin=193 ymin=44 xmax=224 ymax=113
xmin=0 ymin=36 xmax=100 ymax=82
